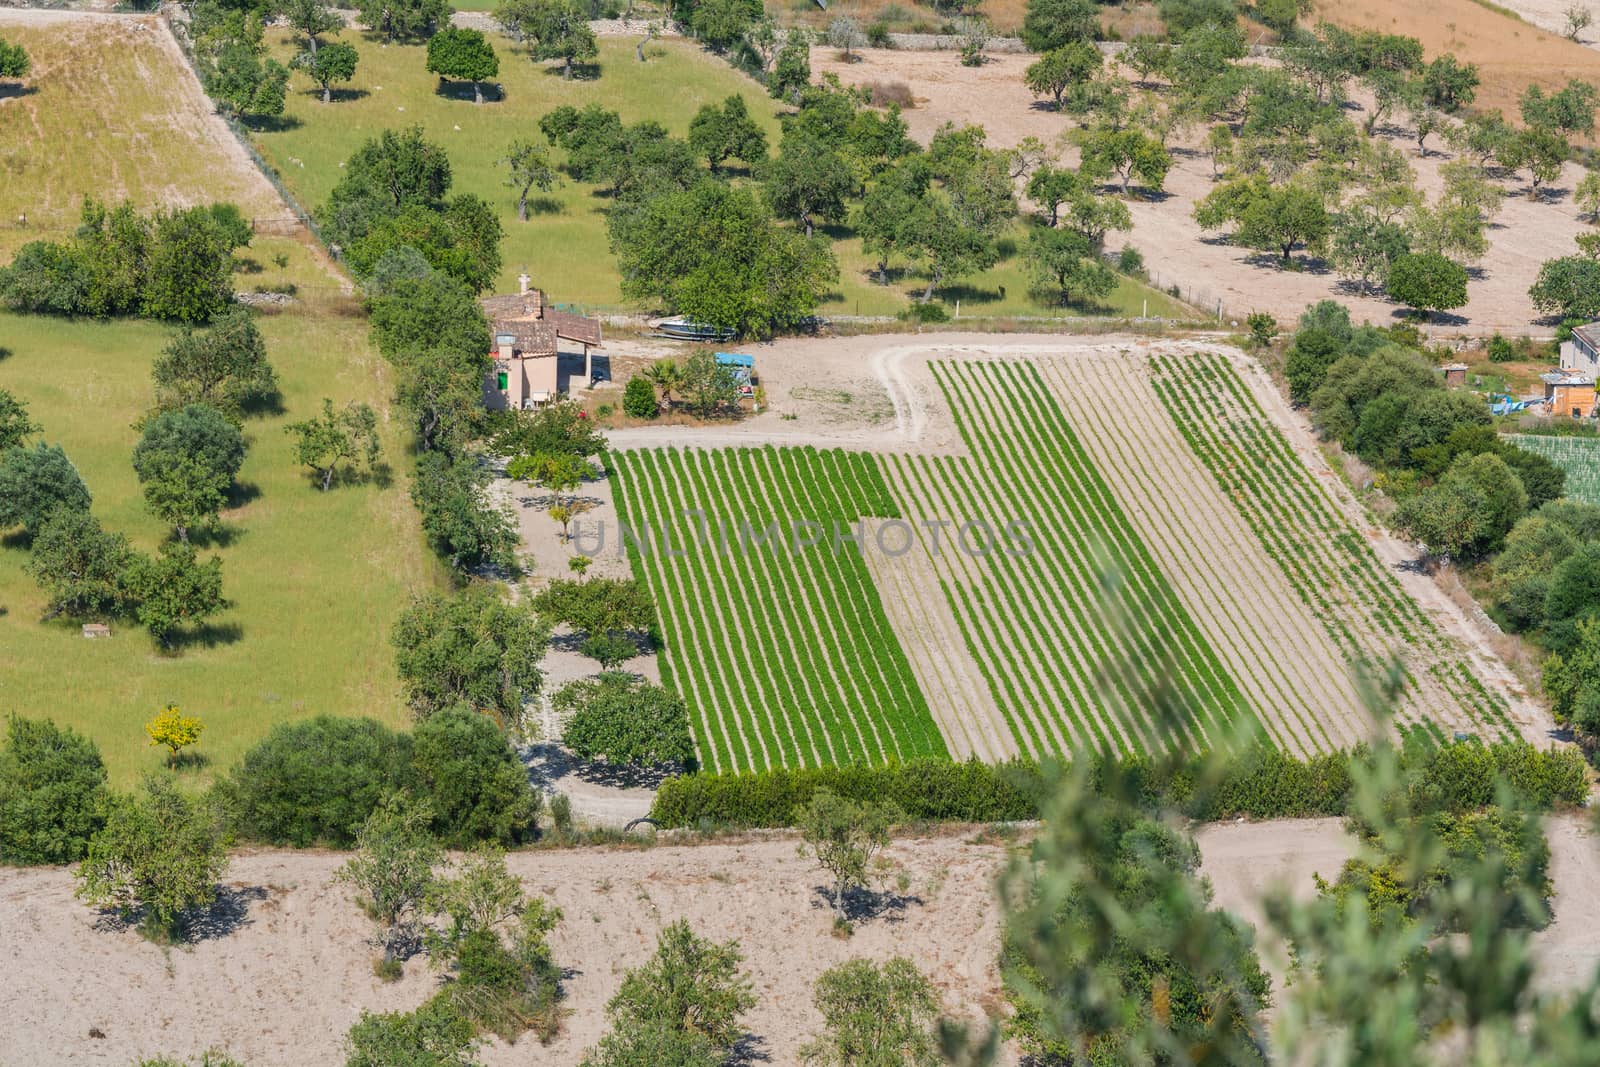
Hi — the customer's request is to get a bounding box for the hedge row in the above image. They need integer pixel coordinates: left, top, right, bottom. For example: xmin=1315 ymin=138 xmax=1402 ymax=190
xmin=647 ymin=742 xmax=1590 ymax=829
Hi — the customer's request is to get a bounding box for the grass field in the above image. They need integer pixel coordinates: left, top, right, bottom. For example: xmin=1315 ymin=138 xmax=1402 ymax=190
xmin=607 ymin=446 xmax=947 ymax=771
xmin=0 ymin=16 xmax=440 ymax=785
xmin=0 ymin=13 xmax=281 ymax=258
xmin=1506 ymin=434 xmax=1600 ymax=505
xmin=250 ymin=28 xmax=1192 ymax=320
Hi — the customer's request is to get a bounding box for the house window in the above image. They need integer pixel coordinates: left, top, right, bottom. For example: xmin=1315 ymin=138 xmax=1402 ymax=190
xmin=497 ymin=371 xmax=508 ymax=390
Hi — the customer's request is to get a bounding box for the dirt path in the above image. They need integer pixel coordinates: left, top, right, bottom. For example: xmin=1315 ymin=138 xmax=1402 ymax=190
xmin=0 ymin=833 xmax=1015 ymax=1067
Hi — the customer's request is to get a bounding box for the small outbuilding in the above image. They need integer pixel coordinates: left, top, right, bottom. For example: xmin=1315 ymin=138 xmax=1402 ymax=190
xmin=1441 ymin=362 xmax=1468 ymax=387
xmin=1540 ymin=371 xmax=1597 ymax=419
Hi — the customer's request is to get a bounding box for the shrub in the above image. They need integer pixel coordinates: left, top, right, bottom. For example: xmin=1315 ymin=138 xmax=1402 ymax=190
xmin=1488 ymin=332 xmax=1516 ymax=362
xmin=1117 ymin=245 xmax=1146 ymax=277
xmin=411 ymin=706 xmax=541 ymax=846
xmin=556 ymin=673 xmax=696 ymax=770
xmin=0 ymin=715 xmax=110 ymax=865
xmin=866 ymin=21 xmax=893 ymax=47
xmin=865 ymin=80 xmax=914 ymax=107
xmin=344 ymin=998 xmax=480 ymax=1067
xmin=220 ymin=716 xmax=415 ymax=847
xmin=649 ymin=742 xmax=1585 ymax=828
xmin=74 ymin=774 xmax=231 ymax=940
xmin=900 ymin=301 xmax=950 ymax=324
xmin=622 ymin=375 xmax=659 ymax=419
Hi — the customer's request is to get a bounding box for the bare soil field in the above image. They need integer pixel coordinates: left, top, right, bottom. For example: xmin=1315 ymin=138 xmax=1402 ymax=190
xmin=0 ymin=832 xmax=1015 ymax=1067
xmin=1197 ymin=812 xmax=1600 ymax=990
xmin=1312 ymin=0 xmax=1600 ymax=124
xmin=2 ymin=817 xmax=1594 ymax=1066
xmin=811 ymin=47 xmax=1589 ymax=332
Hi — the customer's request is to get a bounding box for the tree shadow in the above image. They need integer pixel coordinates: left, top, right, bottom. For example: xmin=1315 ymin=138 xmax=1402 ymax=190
xmin=239 ymin=390 xmax=287 ymax=418
xmin=729 ymin=1034 xmax=772 ymax=1065
xmin=938 ymin=282 xmax=1005 ymax=306
xmin=317 ymin=87 xmax=371 ymax=103
xmin=241 ymin=113 xmax=303 ymax=133
xmin=526 ymin=196 xmax=564 ymax=216
xmin=187 ymin=523 xmax=243 ymax=550
xmin=170 ymin=749 xmax=212 ymax=772
xmin=432 ymin=78 xmax=505 ymax=103
xmin=1 ymin=529 xmax=33 ymax=551
xmin=0 ymin=84 xmax=38 ymax=101
xmin=234 ymin=256 xmax=265 ymax=275
xmin=91 ymin=884 xmax=266 ymax=944
xmin=163 ymin=621 xmax=245 ymax=653
xmin=0 ymin=346 xmax=12 ymax=360
xmin=521 ymin=738 xmax=687 ymax=792
xmin=541 ymin=62 xmax=603 ymax=81
xmin=810 ymin=884 xmax=923 ymax=924
xmin=227 ymin=481 xmax=264 ymax=509
xmin=1389 ymin=307 xmax=1467 ymax=327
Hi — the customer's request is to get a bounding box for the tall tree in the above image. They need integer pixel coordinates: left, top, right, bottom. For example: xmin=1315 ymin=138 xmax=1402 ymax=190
xmin=687 ymin=94 xmax=768 ymax=173
xmin=523 ymin=0 xmax=599 ymax=80
xmin=762 ymin=133 xmax=855 ymax=236
xmin=285 ymin=398 xmax=381 ymax=491
xmin=391 ymin=585 xmax=549 ymax=723
xmin=0 ymin=442 xmax=91 ymax=538
xmin=356 ymin=0 xmax=450 ymax=42
xmin=292 ymin=40 xmax=360 ymax=104
xmin=500 ymin=137 xmax=560 ymax=221
xmin=126 ymin=542 xmax=227 ymax=647
xmin=1021 ymin=0 xmax=1100 ymax=53
xmin=284 ymin=0 xmax=341 ymax=53
xmin=0 ymin=388 xmax=39 ymax=451
xmin=426 ymin=27 xmax=499 ymax=104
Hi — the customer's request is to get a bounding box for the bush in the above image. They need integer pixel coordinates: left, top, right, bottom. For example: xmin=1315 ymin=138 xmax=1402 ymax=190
xmin=865 ymin=80 xmax=914 ymax=108
xmin=411 ymin=706 xmax=541 ymax=846
xmin=648 ymin=742 xmax=1586 ymax=828
xmin=0 ymin=442 xmax=92 ymax=538
xmin=220 ymin=716 xmax=415 ymax=847
xmin=866 ymin=21 xmax=893 ymax=48
xmin=1117 ymin=245 xmax=1146 ymax=276
xmin=74 ymin=774 xmax=231 ymax=940
xmin=1488 ymin=333 xmax=1516 ymax=362
xmin=392 ymin=586 xmax=549 ymax=726
xmin=900 ymin=300 xmax=950 ymax=324
xmin=0 ymin=715 xmax=110 ymax=865
xmin=622 ymin=375 xmax=659 ymax=419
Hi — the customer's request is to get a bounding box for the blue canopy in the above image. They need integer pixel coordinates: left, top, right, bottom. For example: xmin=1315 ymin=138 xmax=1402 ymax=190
xmin=715 ymin=352 xmax=755 ymax=369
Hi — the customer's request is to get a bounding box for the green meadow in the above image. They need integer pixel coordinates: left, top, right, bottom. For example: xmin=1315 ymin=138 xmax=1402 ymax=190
xmin=252 ymin=30 xmax=1191 ymax=319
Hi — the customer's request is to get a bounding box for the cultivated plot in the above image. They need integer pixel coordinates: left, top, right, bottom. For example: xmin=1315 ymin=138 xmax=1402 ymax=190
xmin=610 ymin=349 xmax=1527 ymax=769
xmin=606 ymin=446 xmax=948 ymax=773
xmin=1506 ymin=435 xmax=1600 ymax=506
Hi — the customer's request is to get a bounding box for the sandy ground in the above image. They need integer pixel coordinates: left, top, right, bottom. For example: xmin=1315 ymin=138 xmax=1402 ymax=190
xmin=2 ymin=817 xmax=1595 ymax=1065
xmin=1198 ymin=812 xmax=1600 ymax=992
xmin=811 ymin=46 xmax=1589 ymax=333
xmin=0 ymin=832 xmax=1015 ymax=1067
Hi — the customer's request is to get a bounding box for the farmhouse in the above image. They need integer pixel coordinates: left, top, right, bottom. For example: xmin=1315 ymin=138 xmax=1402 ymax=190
xmin=480 ymin=274 xmax=602 ymax=411
xmin=1560 ymin=322 xmax=1600 ymax=379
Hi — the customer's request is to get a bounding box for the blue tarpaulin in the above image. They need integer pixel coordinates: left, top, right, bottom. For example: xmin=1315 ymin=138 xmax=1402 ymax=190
xmin=715 ymin=352 xmax=755 ymax=369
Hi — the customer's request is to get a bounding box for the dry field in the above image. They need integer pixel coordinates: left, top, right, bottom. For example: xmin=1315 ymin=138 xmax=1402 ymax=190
xmin=0 ymin=10 xmax=282 ymax=257
xmin=810 ymin=44 xmax=1591 ymax=332
xmin=0 ymin=832 xmax=1015 ymax=1067
xmin=1311 ymin=0 xmax=1600 ymax=126
xmin=3 ymin=817 xmax=1596 ymax=1066
xmin=599 ymin=334 xmax=1548 ymax=769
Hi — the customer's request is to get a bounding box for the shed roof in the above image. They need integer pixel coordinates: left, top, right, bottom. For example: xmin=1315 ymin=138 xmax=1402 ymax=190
xmin=715 ymin=352 xmax=755 ymax=369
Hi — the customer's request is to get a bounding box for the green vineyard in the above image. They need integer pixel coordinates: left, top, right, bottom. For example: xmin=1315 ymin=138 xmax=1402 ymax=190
xmin=1505 ymin=435 xmax=1600 ymax=506
xmin=610 ymin=353 xmax=1523 ymax=771
xmin=606 ymin=447 xmax=948 ymax=772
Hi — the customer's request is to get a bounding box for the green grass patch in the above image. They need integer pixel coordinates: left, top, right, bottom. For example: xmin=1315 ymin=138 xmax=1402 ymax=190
xmin=0 ymin=297 xmax=440 ymax=786
xmin=250 ymin=29 xmax=1194 ymax=320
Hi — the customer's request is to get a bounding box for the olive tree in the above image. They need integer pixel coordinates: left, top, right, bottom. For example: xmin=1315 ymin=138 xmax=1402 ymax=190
xmin=337 ymin=793 xmax=443 ymax=964
xmin=74 ymin=774 xmax=231 ymax=941
xmin=796 ymin=789 xmax=901 ymax=923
